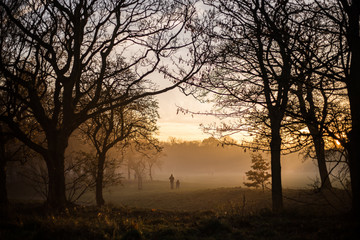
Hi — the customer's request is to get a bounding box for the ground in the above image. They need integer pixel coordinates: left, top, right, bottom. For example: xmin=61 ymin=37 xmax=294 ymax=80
xmin=1 ymin=181 xmax=359 ymax=239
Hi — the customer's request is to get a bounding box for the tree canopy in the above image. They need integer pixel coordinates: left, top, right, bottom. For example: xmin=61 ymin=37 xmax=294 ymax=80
xmin=0 ymin=0 xmax=209 ymax=209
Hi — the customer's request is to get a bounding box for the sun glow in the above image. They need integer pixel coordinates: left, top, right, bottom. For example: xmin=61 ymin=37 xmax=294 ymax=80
xmin=334 ymin=139 xmax=341 ymax=147
xmin=155 ymin=89 xmax=218 ymax=142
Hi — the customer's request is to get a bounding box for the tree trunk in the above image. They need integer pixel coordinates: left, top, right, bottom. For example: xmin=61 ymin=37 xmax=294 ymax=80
xmin=149 ymin=164 xmax=153 ymax=181
xmin=0 ymin=128 xmax=8 ymax=215
xmin=0 ymin=157 xmax=8 ymax=219
xmin=128 ymin=164 xmax=131 ymax=180
xmin=45 ymin=136 xmax=67 ymax=210
xmin=308 ymin=127 xmax=332 ymax=190
xmin=46 ymin=157 xmax=67 ymax=209
xmin=138 ymin=175 xmax=143 ymax=190
xmin=0 ymin=160 xmax=7 ymax=205
xmin=95 ymin=154 xmax=105 ymax=206
xmin=347 ymin=129 xmax=360 ymax=218
xmin=342 ymin=0 xmax=360 ymax=219
xmin=270 ymin=125 xmax=283 ymax=212
xmin=295 ymin=83 xmax=332 ymax=190
xmin=314 ymin=138 xmax=332 ymax=190
xmin=347 ymin=66 xmax=360 ymax=218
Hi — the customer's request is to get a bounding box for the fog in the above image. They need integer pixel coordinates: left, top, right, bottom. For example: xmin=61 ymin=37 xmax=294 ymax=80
xmin=153 ymin=138 xmax=319 ymax=189
xmin=6 ymin=136 xmax=321 ymax=203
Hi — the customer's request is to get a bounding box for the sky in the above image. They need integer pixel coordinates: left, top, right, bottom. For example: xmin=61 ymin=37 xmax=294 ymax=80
xmin=155 ymin=88 xmax=217 ymax=142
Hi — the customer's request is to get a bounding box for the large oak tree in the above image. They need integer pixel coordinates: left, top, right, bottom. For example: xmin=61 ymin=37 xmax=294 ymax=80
xmin=0 ymin=0 xmax=208 ymax=209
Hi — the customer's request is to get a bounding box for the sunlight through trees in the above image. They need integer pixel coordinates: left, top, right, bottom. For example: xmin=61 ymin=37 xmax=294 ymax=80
xmin=1 ymin=0 xmax=359 ymax=224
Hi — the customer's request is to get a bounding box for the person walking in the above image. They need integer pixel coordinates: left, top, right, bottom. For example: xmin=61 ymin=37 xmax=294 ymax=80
xmin=169 ymin=174 xmax=175 ymax=189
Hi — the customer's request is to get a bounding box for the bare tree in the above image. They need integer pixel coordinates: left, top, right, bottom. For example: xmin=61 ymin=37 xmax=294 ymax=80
xmin=146 ymin=150 xmax=164 ymax=181
xmin=303 ymin=0 xmax=360 ymax=217
xmin=279 ymin=0 xmax=353 ymax=192
xmin=126 ymin=147 xmax=147 ymax=190
xmin=124 ymin=139 xmax=161 ymax=190
xmin=0 ymin=125 xmax=27 ymax=217
xmin=185 ymin=0 xmax=306 ymax=211
xmin=79 ymin=93 xmax=159 ymax=206
xmin=20 ymin=156 xmax=49 ymax=200
xmin=0 ymin=0 xmax=208 ymax=209
xmin=65 ymin=150 xmax=122 ymax=203
xmin=19 ymin=149 xmax=101 ymax=203
xmin=335 ymin=1 xmax=360 ymax=217
xmin=0 ymin=125 xmax=8 ymax=215
xmin=0 ymin=123 xmax=36 ymax=217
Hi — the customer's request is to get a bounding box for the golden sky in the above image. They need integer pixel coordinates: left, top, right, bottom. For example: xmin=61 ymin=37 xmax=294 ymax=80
xmin=155 ymin=88 xmax=217 ymax=142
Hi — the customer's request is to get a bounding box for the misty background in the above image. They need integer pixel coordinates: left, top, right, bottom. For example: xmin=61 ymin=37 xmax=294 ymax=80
xmin=6 ymin=136 xmax=318 ymax=202
xmin=152 ymin=139 xmax=318 ymax=189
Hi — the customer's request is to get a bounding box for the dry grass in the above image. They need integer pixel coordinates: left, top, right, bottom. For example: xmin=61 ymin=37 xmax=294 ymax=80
xmin=80 ymin=180 xmax=351 ymax=215
xmin=1 ymin=181 xmax=357 ymax=240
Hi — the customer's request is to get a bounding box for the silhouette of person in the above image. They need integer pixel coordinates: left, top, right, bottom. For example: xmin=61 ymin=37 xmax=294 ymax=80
xmin=169 ymin=174 xmax=175 ymax=189
xmin=176 ymin=179 xmax=180 ymax=189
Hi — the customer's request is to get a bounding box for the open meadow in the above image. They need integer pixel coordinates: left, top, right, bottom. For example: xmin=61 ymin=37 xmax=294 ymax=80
xmin=1 ymin=180 xmax=358 ymax=240
xmin=79 ymin=180 xmax=349 ymax=214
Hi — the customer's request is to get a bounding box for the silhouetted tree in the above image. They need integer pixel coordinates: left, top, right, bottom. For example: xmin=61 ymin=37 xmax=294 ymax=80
xmin=0 ymin=0 xmax=208 ymax=209
xmin=0 ymin=124 xmax=34 ymax=217
xmin=186 ymin=0 xmax=306 ymax=211
xmin=0 ymin=2 xmax=35 ymax=214
xmin=126 ymin=148 xmax=146 ymax=190
xmin=244 ymin=153 xmax=271 ymax=192
xmin=285 ymin=70 xmax=338 ymax=190
xmin=19 ymin=155 xmax=49 ymax=200
xmin=278 ymin=0 xmax=354 ymax=191
xmin=311 ymin=0 xmax=360 ymax=218
xmin=64 ymin=149 xmax=122 ymax=203
xmin=145 ymin=150 xmax=163 ymax=181
xmin=79 ymin=95 xmax=159 ymax=206
xmin=0 ymin=124 xmax=11 ymax=217
xmin=124 ymin=139 xmax=161 ymax=190
xmin=292 ymin=84 xmax=333 ymax=190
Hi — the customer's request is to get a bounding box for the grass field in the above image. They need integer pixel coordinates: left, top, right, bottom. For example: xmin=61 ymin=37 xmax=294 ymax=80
xmin=79 ymin=180 xmax=351 ymax=214
xmin=1 ymin=181 xmax=358 ymax=240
